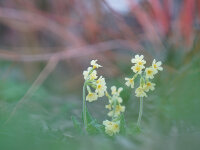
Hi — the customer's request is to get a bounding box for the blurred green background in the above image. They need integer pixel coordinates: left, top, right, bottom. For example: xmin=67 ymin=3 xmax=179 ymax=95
xmin=0 ymin=0 xmax=200 ymax=150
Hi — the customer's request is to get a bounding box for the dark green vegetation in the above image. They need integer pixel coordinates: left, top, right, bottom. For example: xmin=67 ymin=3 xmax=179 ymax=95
xmin=0 ymin=51 xmax=200 ymax=150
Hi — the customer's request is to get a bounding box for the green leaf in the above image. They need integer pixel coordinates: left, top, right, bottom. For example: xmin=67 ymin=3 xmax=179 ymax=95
xmin=127 ymin=123 xmax=142 ymax=135
xmin=71 ymin=116 xmax=82 ymax=133
xmin=87 ymin=120 xmax=104 ymax=135
xmin=82 ymin=108 xmax=104 ymax=134
xmin=119 ymin=114 xmax=126 ymax=135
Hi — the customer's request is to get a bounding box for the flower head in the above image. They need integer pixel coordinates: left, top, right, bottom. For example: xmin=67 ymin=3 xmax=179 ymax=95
xmin=86 ymin=91 xmax=98 ymax=102
xmin=103 ymin=120 xmax=120 ymax=136
xmin=105 ymin=104 xmax=112 ymax=110
xmin=131 ymin=55 xmax=146 ymax=66
xmin=145 ymin=67 xmax=156 ymax=79
xmin=91 ymin=60 xmax=102 ymax=69
xmin=95 ymin=76 xmax=107 ymax=97
xmin=89 ymin=70 xmax=98 ymax=80
xmin=111 ymin=86 xmax=123 ymax=96
xmin=108 ymin=104 xmax=125 ymax=117
xmin=152 ymin=59 xmax=163 ymax=73
xmin=83 ymin=67 xmax=98 ymax=80
xmin=125 ymin=77 xmax=134 ymax=88
xmin=135 ymin=86 xmax=147 ymax=97
xmin=144 ymin=82 xmax=155 ymax=92
xmin=83 ymin=67 xmax=92 ymax=80
xmin=131 ymin=64 xmax=144 ymax=74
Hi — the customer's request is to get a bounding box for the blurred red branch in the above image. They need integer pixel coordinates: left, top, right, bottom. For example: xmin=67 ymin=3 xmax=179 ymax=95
xmin=0 ymin=39 xmax=142 ymax=62
xmin=0 ymin=7 xmax=84 ymax=46
xmin=126 ymin=0 xmax=164 ymax=48
xmin=148 ymin=0 xmax=170 ymax=35
xmin=179 ymin=0 xmax=195 ymax=43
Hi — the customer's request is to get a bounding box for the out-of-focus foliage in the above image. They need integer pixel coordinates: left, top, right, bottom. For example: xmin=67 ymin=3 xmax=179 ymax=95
xmin=1 ymin=51 xmax=200 ymax=150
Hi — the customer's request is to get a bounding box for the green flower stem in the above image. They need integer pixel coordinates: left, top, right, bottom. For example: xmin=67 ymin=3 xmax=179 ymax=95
xmin=137 ymin=97 xmax=143 ymax=127
xmin=112 ymin=99 xmax=117 ymax=120
xmin=83 ymin=81 xmax=87 ymax=130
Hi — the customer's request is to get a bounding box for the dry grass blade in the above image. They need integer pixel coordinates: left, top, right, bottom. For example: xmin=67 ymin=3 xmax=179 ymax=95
xmin=3 ymin=57 xmax=59 ymax=125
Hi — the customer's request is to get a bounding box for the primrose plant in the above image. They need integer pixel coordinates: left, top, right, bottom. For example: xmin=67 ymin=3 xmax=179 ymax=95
xmin=82 ymin=60 xmax=125 ymax=136
xmin=103 ymin=86 xmax=125 ymax=136
xmin=81 ymin=55 xmax=163 ymax=136
xmin=125 ymin=55 xmax=163 ymax=127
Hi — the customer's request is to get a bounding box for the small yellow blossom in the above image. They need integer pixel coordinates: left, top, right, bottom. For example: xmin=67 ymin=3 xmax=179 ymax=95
xmin=105 ymin=104 xmax=112 ymax=110
xmin=125 ymin=77 xmax=134 ymax=88
xmin=111 ymin=86 xmax=123 ymax=96
xmin=108 ymin=104 xmax=125 ymax=117
xmin=103 ymin=120 xmax=120 ymax=136
xmin=108 ymin=96 xmax=122 ymax=104
xmin=145 ymin=67 xmax=156 ymax=79
xmin=86 ymin=91 xmax=98 ymax=102
xmin=95 ymin=76 xmax=107 ymax=97
xmin=91 ymin=60 xmax=102 ymax=69
xmin=131 ymin=55 xmax=146 ymax=66
xmin=152 ymin=59 xmax=163 ymax=73
xmin=116 ymin=97 xmax=123 ymax=103
xmin=83 ymin=67 xmax=98 ymax=80
xmin=135 ymin=86 xmax=147 ymax=97
xmin=131 ymin=64 xmax=144 ymax=74
xmin=89 ymin=70 xmax=98 ymax=80
xmin=144 ymin=82 xmax=155 ymax=92
xmin=83 ymin=67 xmax=92 ymax=80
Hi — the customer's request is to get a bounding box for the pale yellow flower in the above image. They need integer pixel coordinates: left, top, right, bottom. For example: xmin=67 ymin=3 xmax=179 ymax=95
xmin=131 ymin=55 xmax=146 ymax=66
xmin=111 ymin=86 xmax=123 ymax=96
xmin=145 ymin=67 xmax=156 ymax=79
xmin=135 ymin=86 xmax=147 ymax=97
xmin=86 ymin=91 xmax=98 ymax=102
xmin=83 ymin=67 xmax=92 ymax=80
xmin=83 ymin=67 xmax=98 ymax=80
xmin=103 ymin=120 xmax=120 ymax=136
xmin=116 ymin=97 xmax=123 ymax=103
xmin=95 ymin=76 xmax=107 ymax=97
xmin=125 ymin=77 xmax=134 ymax=88
xmin=131 ymin=64 xmax=144 ymax=74
xmin=108 ymin=96 xmax=123 ymax=104
xmin=91 ymin=60 xmax=102 ymax=69
xmin=105 ymin=104 xmax=112 ymax=110
xmin=152 ymin=59 xmax=163 ymax=73
xmin=108 ymin=104 xmax=125 ymax=117
xmin=144 ymin=82 xmax=155 ymax=92
xmin=89 ymin=70 xmax=98 ymax=80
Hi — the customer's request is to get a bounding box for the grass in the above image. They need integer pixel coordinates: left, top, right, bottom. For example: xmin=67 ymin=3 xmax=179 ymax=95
xmin=0 ymin=52 xmax=200 ymax=150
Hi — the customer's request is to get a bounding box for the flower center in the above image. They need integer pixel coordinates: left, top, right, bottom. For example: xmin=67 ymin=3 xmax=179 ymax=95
xmin=97 ymin=85 xmax=102 ymax=89
xmin=114 ymin=124 xmax=118 ymax=129
xmin=147 ymin=70 xmax=152 ymax=74
xmin=136 ymin=66 xmax=140 ymax=71
xmin=88 ymin=93 xmax=93 ymax=97
xmin=147 ymin=82 xmax=151 ymax=86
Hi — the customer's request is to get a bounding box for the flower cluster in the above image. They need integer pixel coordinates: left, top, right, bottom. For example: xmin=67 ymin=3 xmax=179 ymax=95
xmin=103 ymin=86 xmax=125 ymax=136
xmin=105 ymin=86 xmax=125 ymax=117
xmin=83 ymin=60 xmax=107 ymax=102
xmin=103 ymin=120 xmax=120 ymax=136
xmin=81 ymin=56 xmax=163 ymax=136
xmin=125 ymin=55 xmax=163 ymax=97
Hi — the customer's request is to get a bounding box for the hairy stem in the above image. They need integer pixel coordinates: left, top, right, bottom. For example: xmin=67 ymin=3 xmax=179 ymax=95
xmin=82 ymin=82 xmax=87 ymax=129
xmin=137 ymin=97 xmax=143 ymax=127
